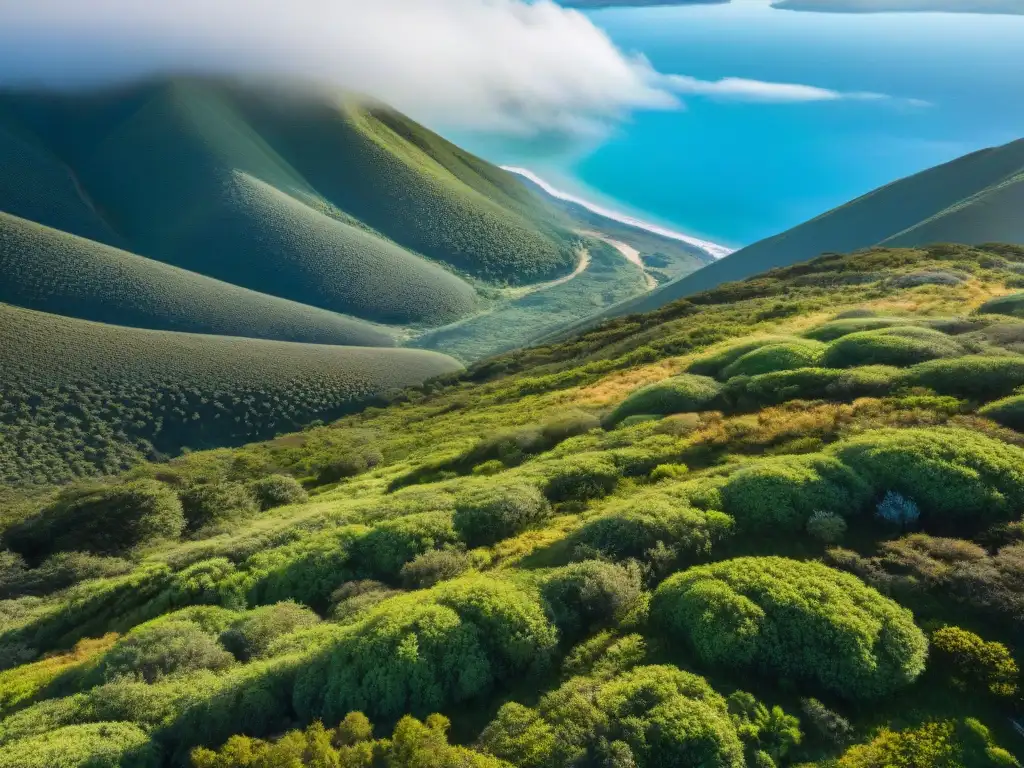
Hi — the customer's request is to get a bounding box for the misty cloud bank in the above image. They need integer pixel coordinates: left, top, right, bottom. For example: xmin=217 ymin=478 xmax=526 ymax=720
xmin=0 ymin=0 xmax=911 ymax=135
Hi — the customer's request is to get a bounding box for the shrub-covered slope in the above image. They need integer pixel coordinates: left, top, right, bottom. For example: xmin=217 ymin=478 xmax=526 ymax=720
xmin=618 ymin=137 xmax=1024 ymax=315
xmin=0 ymin=211 xmax=396 ymax=346
xmin=1 ymin=243 xmax=1024 ymax=768
xmin=0 ymin=80 xmax=578 ymax=327
xmin=0 ymin=303 xmax=461 ymax=486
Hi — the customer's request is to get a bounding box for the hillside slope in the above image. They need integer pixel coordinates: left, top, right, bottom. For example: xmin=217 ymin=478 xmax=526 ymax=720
xmin=0 ymin=303 xmax=461 ymax=486
xmin=0 ymin=211 xmax=396 ymax=346
xmin=616 ymin=137 xmax=1024 ymax=315
xmin=0 ymin=79 xmax=580 ymax=329
xmin=1 ymin=243 xmax=1023 ymax=768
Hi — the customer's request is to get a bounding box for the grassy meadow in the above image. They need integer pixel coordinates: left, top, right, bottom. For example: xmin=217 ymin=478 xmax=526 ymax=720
xmin=0 ymin=242 xmax=1023 ymax=766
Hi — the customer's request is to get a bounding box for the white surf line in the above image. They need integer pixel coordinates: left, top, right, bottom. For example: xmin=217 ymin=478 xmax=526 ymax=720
xmin=503 ymin=166 xmax=735 ymax=260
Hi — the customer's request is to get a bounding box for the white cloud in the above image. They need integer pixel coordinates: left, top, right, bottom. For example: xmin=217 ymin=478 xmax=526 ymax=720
xmin=664 ymin=75 xmax=891 ymax=103
xmin=0 ymin=0 xmax=918 ymax=135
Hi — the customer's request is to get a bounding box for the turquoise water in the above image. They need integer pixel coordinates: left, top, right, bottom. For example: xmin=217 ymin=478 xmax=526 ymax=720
xmin=445 ymin=0 xmax=1024 ymax=249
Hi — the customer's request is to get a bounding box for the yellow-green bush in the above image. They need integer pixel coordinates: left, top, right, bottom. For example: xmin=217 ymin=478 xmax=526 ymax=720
xmin=453 ymin=483 xmax=550 ymax=547
xmin=979 ymin=394 xmax=1024 ymax=431
xmin=607 ymin=374 xmax=722 ymax=425
xmin=823 ymin=327 xmax=963 ymax=368
xmin=721 ymin=340 xmax=826 ymax=379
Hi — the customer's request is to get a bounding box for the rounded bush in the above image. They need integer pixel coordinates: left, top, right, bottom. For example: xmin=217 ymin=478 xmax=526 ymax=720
xmin=652 ymin=557 xmax=927 ymax=699
xmin=350 ymin=511 xmax=460 ymax=581
xmin=979 ymin=394 xmax=1024 ymax=431
xmin=219 ymin=602 xmax=321 ymax=661
xmin=823 ymin=327 xmax=962 ymax=368
xmin=720 ymin=341 xmax=826 ymax=380
xmin=832 ymin=427 xmax=1024 ymax=528
xmin=179 ymin=482 xmax=258 ymax=531
xmin=541 ymin=560 xmax=643 ymax=639
xmin=5 ymin=480 xmax=185 ymax=557
xmin=688 ymin=336 xmax=804 ymax=378
xmin=719 ymin=454 xmax=872 ymax=532
xmin=98 ymin=620 xmax=235 ymax=683
xmin=977 ymin=292 xmax=1024 ymax=319
xmin=0 ymin=722 xmax=159 ymax=768
xmin=806 ymin=510 xmax=848 ymax=544
xmin=608 ymin=374 xmax=722 ymax=426
xmin=248 ymin=475 xmax=309 ymax=511
xmin=400 ymin=549 xmax=471 ymax=589
xmin=901 ymin=355 xmax=1024 ymax=400
xmin=542 ymin=455 xmax=621 ymax=503
xmin=804 ymin=317 xmax=918 ymax=342
xmin=2 ymin=552 xmax=132 ymax=598
xmin=453 ymin=483 xmax=551 ymax=547
xmin=481 ymin=665 xmax=745 ymax=768
xmin=573 ymin=493 xmax=733 ymax=563
xmin=930 ymin=625 xmax=1019 ymax=697
xmin=721 ymin=366 xmax=898 ymax=411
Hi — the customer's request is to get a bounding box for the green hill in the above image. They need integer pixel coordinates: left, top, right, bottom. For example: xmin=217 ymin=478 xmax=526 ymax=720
xmin=1 ymin=243 xmax=1023 ymax=768
xmin=0 ymin=303 xmax=461 ymax=486
xmin=0 ymin=80 xmax=578 ymax=329
xmin=616 ymin=137 xmax=1024 ymax=315
xmin=0 ymin=211 xmax=396 ymax=346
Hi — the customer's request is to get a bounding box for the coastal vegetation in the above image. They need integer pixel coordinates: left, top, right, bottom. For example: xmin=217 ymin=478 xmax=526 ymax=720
xmin=1 ymin=242 xmax=1023 ymax=767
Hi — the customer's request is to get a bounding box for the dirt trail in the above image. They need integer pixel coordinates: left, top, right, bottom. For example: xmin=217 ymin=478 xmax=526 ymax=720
xmin=581 ymin=231 xmax=657 ymax=291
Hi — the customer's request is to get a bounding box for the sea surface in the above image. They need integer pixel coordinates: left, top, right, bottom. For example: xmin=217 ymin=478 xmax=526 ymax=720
xmin=443 ymin=0 xmax=1024 ymax=249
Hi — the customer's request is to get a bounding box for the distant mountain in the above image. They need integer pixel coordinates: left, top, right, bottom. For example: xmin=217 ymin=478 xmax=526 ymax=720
xmin=773 ymin=0 xmax=1024 ymax=14
xmin=611 ymin=137 xmax=1024 ymax=315
xmin=0 ymin=78 xmax=579 ymax=330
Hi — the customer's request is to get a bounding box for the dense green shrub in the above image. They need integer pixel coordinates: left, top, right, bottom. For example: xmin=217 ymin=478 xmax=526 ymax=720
xmin=453 ymin=483 xmax=551 ymax=547
xmin=902 ymin=355 xmax=1024 ymax=400
xmin=5 ymin=480 xmax=184 ymax=557
xmin=721 ymin=366 xmax=898 ymax=411
xmin=179 ymin=483 xmax=258 ymax=531
xmin=0 ymin=722 xmax=160 ymax=768
xmin=219 ymin=602 xmax=321 ymax=661
xmin=96 ymin=619 xmax=235 ymax=683
xmin=979 ymin=394 xmax=1024 ymax=431
xmin=400 ymin=549 xmax=471 ymax=589
xmin=832 ymin=428 xmax=1024 ymax=528
xmin=823 ymin=327 xmax=962 ymax=368
xmin=977 ymin=292 xmax=1024 ymax=318
xmin=480 ymin=665 xmax=745 ymax=768
xmin=314 ymin=450 xmax=383 ymax=486
xmin=801 ymin=697 xmax=852 ymax=747
xmin=721 ymin=341 xmax=826 ymax=379
xmin=573 ymin=493 xmax=733 ymax=565
xmin=247 ymin=475 xmax=308 ymax=511
xmin=837 ymin=718 xmax=1018 ymax=768
xmin=652 ymin=557 xmax=927 ymax=699
xmin=542 ymin=455 xmax=621 ymax=503
xmin=929 ymin=626 xmax=1019 ymax=697
xmin=349 ymin=512 xmax=459 ymax=582
xmin=719 ymin=454 xmax=871 ymax=532
xmin=804 ymin=317 xmax=919 ymax=342
xmin=607 ymin=374 xmax=722 ymax=425
xmin=541 ymin=560 xmax=643 ymax=640
xmin=806 ymin=510 xmax=848 ymax=543
xmin=329 ymin=580 xmax=400 ymax=622
xmin=293 ymin=577 xmax=557 ymax=722
xmin=0 ymin=552 xmax=132 ymax=598
xmin=687 ymin=336 xmax=805 ymax=378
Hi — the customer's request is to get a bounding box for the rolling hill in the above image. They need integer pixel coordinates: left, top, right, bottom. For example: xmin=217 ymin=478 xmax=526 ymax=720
xmin=0 ymin=78 xmax=580 ymax=330
xmin=610 ymin=136 xmax=1024 ymax=316
xmin=0 ymin=303 xmax=461 ymax=487
xmin=0 ymin=211 xmax=396 ymax=346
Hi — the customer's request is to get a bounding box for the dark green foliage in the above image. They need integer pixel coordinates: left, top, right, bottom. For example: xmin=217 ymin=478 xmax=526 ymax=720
xmin=0 ymin=302 xmax=461 ymax=487
xmin=801 ymin=697 xmax=853 ymax=747
xmin=720 ymin=340 xmax=826 ymax=379
xmin=541 ymin=561 xmax=643 ymax=640
xmin=804 ymin=316 xmax=920 ymax=342
xmin=608 ymin=374 xmax=722 ymax=425
xmin=822 ymin=326 xmax=963 ymax=368
xmin=832 ymin=427 xmax=1024 ymax=528
xmin=314 ymin=450 xmax=383 ymax=486
xmin=687 ymin=336 xmax=806 ymax=378
xmin=0 ymin=551 xmax=132 ymax=598
xmin=978 ymin=291 xmax=1024 ymax=318
xmin=219 ymin=602 xmax=321 ymax=662
xmin=979 ymin=394 xmax=1024 ymax=431
xmin=718 ymin=454 xmax=872 ymax=532
xmin=725 ymin=691 xmax=802 ymax=764
xmin=400 ymin=549 xmax=471 ymax=589
xmin=453 ymin=483 xmax=550 ymax=547
xmin=97 ymin=620 xmax=235 ymax=683
xmin=350 ymin=512 xmax=459 ymax=581
xmin=573 ymin=493 xmax=733 ymax=565
xmin=179 ymin=483 xmax=258 ymax=531
xmin=5 ymin=480 xmax=184 ymax=557
xmin=480 ymin=665 xmax=745 ymax=768
xmin=652 ymin=557 xmax=928 ymax=699
xmin=247 ymin=475 xmax=308 ymax=511
xmin=929 ymin=625 xmax=1019 ymax=697
xmin=543 ymin=455 xmax=621 ymax=503
xmin=901 ymin=355 xmax=1024 ymax=400
xmin=0 ymin=722 xmax=160 ymax=768
xmin=720 ymin=365 xmax=898 ymax=411
xmin=293 ymin=577 xmax=557 ymax=723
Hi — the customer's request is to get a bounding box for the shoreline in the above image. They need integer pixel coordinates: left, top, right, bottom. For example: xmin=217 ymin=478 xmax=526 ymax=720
xmin=502 ymin=165 xmax=735 ymax=259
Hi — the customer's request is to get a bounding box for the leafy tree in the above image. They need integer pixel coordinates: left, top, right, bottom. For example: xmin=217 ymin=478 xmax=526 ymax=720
xmin=929 ymin=626 xmax=1019 ymax=697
